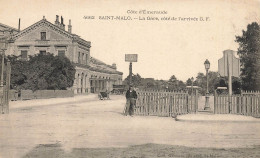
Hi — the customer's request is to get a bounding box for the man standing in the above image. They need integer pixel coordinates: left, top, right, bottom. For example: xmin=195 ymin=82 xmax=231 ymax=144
xmin=125 ymin=85 xmax=137 ymax=116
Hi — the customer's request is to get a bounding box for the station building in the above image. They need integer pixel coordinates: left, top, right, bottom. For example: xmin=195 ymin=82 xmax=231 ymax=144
xmin=0 ymin=16 xmax=123 ymax=94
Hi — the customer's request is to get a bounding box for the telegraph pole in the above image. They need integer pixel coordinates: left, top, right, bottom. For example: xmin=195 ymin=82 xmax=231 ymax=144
xmin=125 ymin=54 xmax=138 ymax=86
xmin=129 ymin=62 xmax=132 ymax=85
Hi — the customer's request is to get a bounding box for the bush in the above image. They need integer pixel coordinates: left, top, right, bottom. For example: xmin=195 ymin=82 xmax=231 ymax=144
xmin=7 ymin=53 xmax=76 ymax=91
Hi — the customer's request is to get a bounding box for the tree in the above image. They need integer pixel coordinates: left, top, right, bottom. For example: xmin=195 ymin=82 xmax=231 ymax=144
xmin=6 ymin=53 xmax=76 ymax=91
xmin=235 ymin=22 xmax=260 ymax=91
xmin=195 ymin=72 xmax=206 ymax=94
xmin=167 ymin=75 xmax=186 ymax=91
xmin=186 ymin=78 xmax=192 ymax=86
xmin=177 ymin=80 xmax=186 ymax=91
xmin=232 ymin=77 xmax=242 ymax=94
xmin=6 ymin=55 xmax=29 ymax=90
xmin=194 ymin=71 xmax=220 ymax=95
xmin=208 ymin=71 xmax=220 ymax=93
xmin=214 ymin=77 xmax=242 ymax=94
xmin=168 ymin=75 xmax=178 ymax=90
xmin=123 ymin=73 xmax=142 ymax=87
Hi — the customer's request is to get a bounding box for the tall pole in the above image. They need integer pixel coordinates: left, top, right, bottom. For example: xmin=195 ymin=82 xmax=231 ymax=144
xmin=227 ymin=55 xmax=232 ymax=113
xmin=129 ymin=62 xmax=132 ymax=85
xmin=206 ymin=69 xmax=209 ymax=94
xmin=0 ymin=51 xmax=3 ymax=114
xmin=0 ymin=51 xmax=4 ymax=87
xmin=191 ymin=77 xmax=194 ymax=112
xmin=204 ymin=68 xmax=210 ymax=110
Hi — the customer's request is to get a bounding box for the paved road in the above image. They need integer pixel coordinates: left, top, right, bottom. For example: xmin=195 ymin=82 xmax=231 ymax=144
xmin=0 ymin=95 xmax=260 ymax=158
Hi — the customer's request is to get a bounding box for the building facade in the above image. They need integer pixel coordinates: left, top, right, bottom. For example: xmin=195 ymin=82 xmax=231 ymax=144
xmin=1 ymin=16 xmax=123 ymax=94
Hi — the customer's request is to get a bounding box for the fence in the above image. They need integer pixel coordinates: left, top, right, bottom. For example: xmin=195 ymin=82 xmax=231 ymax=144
xmin=135 ymin=90 xmax=198 ymax=117
xmin=214 ymin=93 xmax=260 ymax=117
xmin=20 ymin=90 xmax=74 ymax=100
xmin=241 ymin=90 xmax=260 ymax=95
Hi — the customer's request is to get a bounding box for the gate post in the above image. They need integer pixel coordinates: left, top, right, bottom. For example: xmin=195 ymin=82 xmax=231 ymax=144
xmin=214 ymin=90 xmax=217 ymax=114
xmin=6 ymin=61 xmax=11 ymax=114
xmin=195 ymin=89 xmax=198 ymax=113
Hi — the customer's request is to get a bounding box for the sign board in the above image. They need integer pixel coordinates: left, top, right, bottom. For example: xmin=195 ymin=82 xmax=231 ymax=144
xmin=186 ymin=86 xmax=200 ymax=89
xmin=217 ymin=87 xmax=227 ymax=90
xmin=125 ymin=54 xmax=138 ymax=62
xmin=218 ymin=50 xmax=240 ymax=77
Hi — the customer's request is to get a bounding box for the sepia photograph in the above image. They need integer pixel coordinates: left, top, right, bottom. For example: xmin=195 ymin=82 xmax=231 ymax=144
xmin=0 ymin=0 xmax=260 ymax=157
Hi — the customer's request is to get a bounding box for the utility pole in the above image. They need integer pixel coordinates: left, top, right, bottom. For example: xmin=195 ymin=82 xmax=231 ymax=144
xmin=129 ymin=62 xmax=132 ymax=85
xmin=125 ymin=54 xmax=138 ymax=86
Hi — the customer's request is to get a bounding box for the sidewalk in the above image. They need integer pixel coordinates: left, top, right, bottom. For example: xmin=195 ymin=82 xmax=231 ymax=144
xmin=9 ymin=94 xmax=98 ymax=110
xmin=177 ymin=114 xmax=260 ymax=122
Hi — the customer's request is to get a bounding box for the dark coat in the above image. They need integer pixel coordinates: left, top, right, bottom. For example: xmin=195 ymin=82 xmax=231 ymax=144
xmin=125 ymin=90 xmax=137 ymax=99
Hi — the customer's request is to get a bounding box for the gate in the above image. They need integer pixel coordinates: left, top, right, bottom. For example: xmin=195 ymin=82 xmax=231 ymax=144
xmin=135 ymin=90 xmax=198 ymax=117
xmin=214 ymin=92 xmax=260 ymax=117
xmin=0 ymin=61 xmax=11 ymax=114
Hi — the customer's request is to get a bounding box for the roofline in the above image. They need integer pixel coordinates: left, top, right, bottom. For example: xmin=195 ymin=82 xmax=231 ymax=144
xmin=90 ymin=57 xmax=116 ymax=69
xmin=0 ymin=22 xmax=19 ymax=32
xmin=74 ymin=63 xmax=123 ymax=75
xmin=12 ymin=18 xmax=91 ymax=47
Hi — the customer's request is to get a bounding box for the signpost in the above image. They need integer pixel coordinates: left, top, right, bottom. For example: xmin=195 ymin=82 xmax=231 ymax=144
xmin=125 ymin=54 xmax=138 ymax=85
xmin=218 ymin=50 xmax=240 ymax=112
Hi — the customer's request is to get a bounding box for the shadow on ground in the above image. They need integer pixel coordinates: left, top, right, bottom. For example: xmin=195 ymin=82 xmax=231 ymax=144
xmin=22 ymin=143 xmax=260 ymax=158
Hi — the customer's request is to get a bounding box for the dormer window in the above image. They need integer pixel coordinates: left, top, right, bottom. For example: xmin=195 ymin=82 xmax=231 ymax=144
xmin=40 ymin=32 xmax=46 ymax=40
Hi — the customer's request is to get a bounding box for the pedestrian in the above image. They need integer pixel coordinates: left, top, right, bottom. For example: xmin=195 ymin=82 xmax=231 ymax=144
xmin=125 ymin=85 xmax=137 ymax=116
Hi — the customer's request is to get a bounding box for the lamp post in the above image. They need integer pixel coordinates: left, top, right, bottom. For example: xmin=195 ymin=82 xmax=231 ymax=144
xmin=204 ymin=59 xmax=211 ymax=110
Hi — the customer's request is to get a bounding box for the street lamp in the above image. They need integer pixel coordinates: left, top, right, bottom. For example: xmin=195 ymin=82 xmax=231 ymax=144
xmin=204 ymin=59 xmax=210 ymax=110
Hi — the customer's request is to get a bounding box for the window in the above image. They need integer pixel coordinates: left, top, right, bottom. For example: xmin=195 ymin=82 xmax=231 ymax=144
xmin=58 ymin=50 xmax=65 ymax=57
xmin=21 ymin=50 xmax=28 ymax=60
xmin=86 ymin=54 xmax=88 ymax=65
xmin=40 ymin=32 xmax=46 ymax=40
xmin=82 ymin=53 xmax=84 ymax=64
xmin=78 ymin=52 xmax=81 ymax=64
xmin=40 ymin=50 xmax=46 ymax=55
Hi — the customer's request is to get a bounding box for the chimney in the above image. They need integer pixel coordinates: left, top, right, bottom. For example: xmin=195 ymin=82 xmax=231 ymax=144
xmin=68 ymin=19 xmax=72 ymax=33
xmin=55 ymin=15 xmax=60 ymax=26
xmin=112 ymin=63 xmax=117 ymax=70
xmin=60 ymin=16 xmax=65 ymax=30
xmin=18 ymin=18 xmax=20 ymax=32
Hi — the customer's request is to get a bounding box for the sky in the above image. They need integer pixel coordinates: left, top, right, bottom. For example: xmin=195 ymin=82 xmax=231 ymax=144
xmin=0 ymin=0 xmax=259 ymax=81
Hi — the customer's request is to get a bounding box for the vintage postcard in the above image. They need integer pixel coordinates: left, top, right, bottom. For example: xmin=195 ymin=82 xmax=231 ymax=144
xmin=0 ymin=0 xmax=260 ymax=157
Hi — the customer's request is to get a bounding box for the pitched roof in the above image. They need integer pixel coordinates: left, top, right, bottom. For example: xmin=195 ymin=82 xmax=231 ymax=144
xmin=12 ymin=18 xmax=91 ymax=48
xmin=74 ymin=63 xmax=123 ymax=75
xmin=90 ymin=57 xmax=118 ymax=69
xmin=0 ymin=22 xmax=19 ymax=32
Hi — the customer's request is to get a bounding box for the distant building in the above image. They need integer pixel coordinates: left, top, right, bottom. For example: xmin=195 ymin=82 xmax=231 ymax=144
xmin=0 ymin=16 xmax=123 ymax=94
xmin=0 ymin=22 xmax=19 ymax=48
